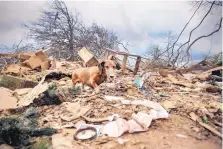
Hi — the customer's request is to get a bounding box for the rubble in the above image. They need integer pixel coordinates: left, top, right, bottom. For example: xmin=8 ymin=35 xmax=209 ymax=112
xmin=0 ymin=50 xmax=56 ymax=73
xmin=0 ymin=87 xmax=17 ymax=110
xmin=103 ymin=118 xmax=130 ymax=137
xmin=0 ymin=75 xmax=37 ymax=90
xmin=74 ymin=127 xmax=97 ymax=140
xmin=0 ymin=48 xmax=222 ymax=148
xmin=0 ymin=117 xmax=57 ymax=146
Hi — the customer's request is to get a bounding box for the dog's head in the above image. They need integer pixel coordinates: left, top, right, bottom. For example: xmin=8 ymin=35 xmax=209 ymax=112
xmin=98 ymin=60 xmax=116 ymax=78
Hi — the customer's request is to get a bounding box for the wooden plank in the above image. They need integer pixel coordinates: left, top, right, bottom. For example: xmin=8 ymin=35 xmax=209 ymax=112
xmin=198 ymin=122 xmax=222 ymax=139
xmin=78 ymin=47 xmax=94 ymax=63
xmin=122 ymin=55 xmax=128 ymax=72
xmin=116 ymin=57 xmax=133 ymax=72
xmin=105 ymin=48 xmax=150 ymax=60
xmin=203 ymin=66 xmax=223 ymax=74
xmin=134 ymin=56 xmax=141 ymax=75
xmin=104 ymin=51 xmax=109 ymax=60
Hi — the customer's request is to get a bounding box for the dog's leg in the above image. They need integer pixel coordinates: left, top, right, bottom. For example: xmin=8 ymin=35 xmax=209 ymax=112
xmin=90 ymin=74 xmax=100 ymax=94
xmin=92 ymin=82 xmax=100 ymax=93
xmin=72 ymin=73 xmax=81 ymax=91
xmin=81 ymin=83 xmax=85 ymax=92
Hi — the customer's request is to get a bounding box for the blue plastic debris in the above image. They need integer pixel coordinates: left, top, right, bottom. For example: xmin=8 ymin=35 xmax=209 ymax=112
xmin=133 ymin=77 xmax=143 ymax=88
xmin=133 ymin=72 xmax=152 ymax=94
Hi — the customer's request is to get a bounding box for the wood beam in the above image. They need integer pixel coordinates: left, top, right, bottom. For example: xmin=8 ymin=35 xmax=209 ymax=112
xmin=134 ymin=56 xmax=141 ymax=75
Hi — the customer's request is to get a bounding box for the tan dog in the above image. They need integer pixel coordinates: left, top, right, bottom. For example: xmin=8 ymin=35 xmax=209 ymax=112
xmin=72 ymin=60 xmax=116 ymax=93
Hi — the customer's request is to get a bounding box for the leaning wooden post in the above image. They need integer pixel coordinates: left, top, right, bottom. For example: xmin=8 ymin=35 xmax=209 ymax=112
xmin=122 ymin=55 xmax=128 ymax=73
xmin=104 ymin=51 xmax=109 ymax=60
xmin=134 ymin=56 xmax=141 ymax=75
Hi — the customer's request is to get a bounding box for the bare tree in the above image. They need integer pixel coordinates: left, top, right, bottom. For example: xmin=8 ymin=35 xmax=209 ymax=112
xmin=148 ymin=44 xmax=162 ymax=60
xmin=146 ymin=0 xmax=222 ymax=68
xmin=25 ymin=0 xmax=124 ymax=60
xmin=146 ymin=31 xmax=185 ymax=68
xmin=79 ymin=23 xmax=121 ymax=58
xmin=178 ymin=1 xmax=222 ymax=67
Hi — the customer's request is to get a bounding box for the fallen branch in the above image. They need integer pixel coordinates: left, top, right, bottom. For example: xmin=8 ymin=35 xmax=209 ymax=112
xmin=186 ymin=17 xmax=222 ymax=54
xmin=189 ymin=112 xmax=222 ymax=139
xmin=198 ymin=122 xmax=222 ymax=139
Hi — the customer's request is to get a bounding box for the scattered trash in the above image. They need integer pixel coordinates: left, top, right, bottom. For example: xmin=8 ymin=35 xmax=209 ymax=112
xmin=106 ymin=83 xmax=116 ymax=89
xmin=103 ymin=112 xmax=158 ymax=137
xmin=167 ymin=74 xmax=195 ymax=88
xmin=78 ymin=47 xmax=99 ymax=67
xmin=14 ymin=88 xmax=32 ymax=96
xmin=81 ymin=115 xmax=108 ymax=123
xmin=75 ymin=120 xmax=86 ymax=129
xmin=74 ymin=127 xmax=97 ymax=141
xmin=134 ymin=77 xmax=143 ymax=88
xmin=108 ymin=114 xmax=120 ymax=121
xmin=0 ymin=75 xmax=37 ymax=90
xmin=23 ymin=51 xmax=48 ymax=70
xmin=127 ymin=119 xmax=147 ymax=133
xmin=158 ymin=93 xmax=169 ymax=97
xmin=60 ymin=102 xmax=89 ymax=122
xmin=17 ymin=75 xmax=48 ymax=107
xmin=0 ymin=87 xmax=18 ymax=110
xmin=2 ymin=63 xmax=31 ymax=76
xmin=140 ymin=88 xmax=152 ymax=94
xmin=133 ymin=72 xmax=151 ymax=89
xmin=132 ymin=112 xmax=153 ymax=129
xmin=161 ymin=100 xmax=178 ymax=111
xmin=104 ymin=96 xmax=125 ymax=102
xmin=61 ymin=122 xmax=75 ymax=128
xmin=104 ymin=96 xmax=169 ymax=120
xmin=103 ymin=118 xmax=129 ymax=137
xmin=202 ymin=116 xmax=209 ymax=124
xmin=192 ymin=127 xmax=200 ymax=133
xmin=189 ymin=112 xmax=222 ymax=139
xmin=176 ymin=134 xmax=187 ymax=139
xmin=0 ymin=117 xmax=57 ymax=146
xmin=205 ymin=84 xmax=221 ymax=93
xmin=189 ymin=112 xmax=199 ymax=121
xmin=23 ymin=107 xmax=40 ymax=118
xmin=129 ymin=100 xmax=169 ymax=119
xmin=199 ymin=122 xmax=222 ymax=139
xmin=117 ymin=138 xmax=130 ymax=145
xmin=78 ymin=124 xmax=104 ymax=137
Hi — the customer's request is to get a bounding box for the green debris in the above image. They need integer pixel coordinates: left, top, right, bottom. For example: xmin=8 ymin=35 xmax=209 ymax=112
xmin=0 ymin=117 xmax=56 ymax=147
xmin=0 ymin=75 xmax=37 ymax=90
xmin=202 ymin=116 xmax=209 ymax=124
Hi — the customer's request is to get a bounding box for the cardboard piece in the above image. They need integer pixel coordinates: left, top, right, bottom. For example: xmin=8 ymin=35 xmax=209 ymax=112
xmin=24 ymin=51 xmax=48 ymax=69
xmin=0 ymin=87 xmax=17 ymax=110
xmin=41 ymin=59 xmax=51 ymax=71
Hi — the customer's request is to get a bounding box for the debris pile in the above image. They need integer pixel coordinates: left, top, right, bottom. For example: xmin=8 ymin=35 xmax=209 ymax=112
xmin=0 ymin=48 xmax=222 ymax=148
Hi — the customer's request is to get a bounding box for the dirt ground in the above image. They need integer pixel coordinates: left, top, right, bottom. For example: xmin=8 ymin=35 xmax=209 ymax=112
xmin=53 ymin=114 xmax=221 ymax=149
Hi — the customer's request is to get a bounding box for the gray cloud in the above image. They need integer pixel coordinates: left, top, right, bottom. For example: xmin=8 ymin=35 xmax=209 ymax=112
xmin=0 ymin=1 xmax=221 ymax=55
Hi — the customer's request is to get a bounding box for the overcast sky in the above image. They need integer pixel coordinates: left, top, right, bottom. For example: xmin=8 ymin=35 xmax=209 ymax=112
xmin=0 ymin=0 xmax=222 ymax=60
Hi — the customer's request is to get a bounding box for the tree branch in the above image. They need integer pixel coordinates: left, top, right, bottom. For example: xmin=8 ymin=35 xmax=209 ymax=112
xmin=174 ymin=1 xmax=215 ymax=56
xmin=186 ymin=17 xmax=222 ymax=53
xmin=169 ymin=1 xmax=203 ymax=52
